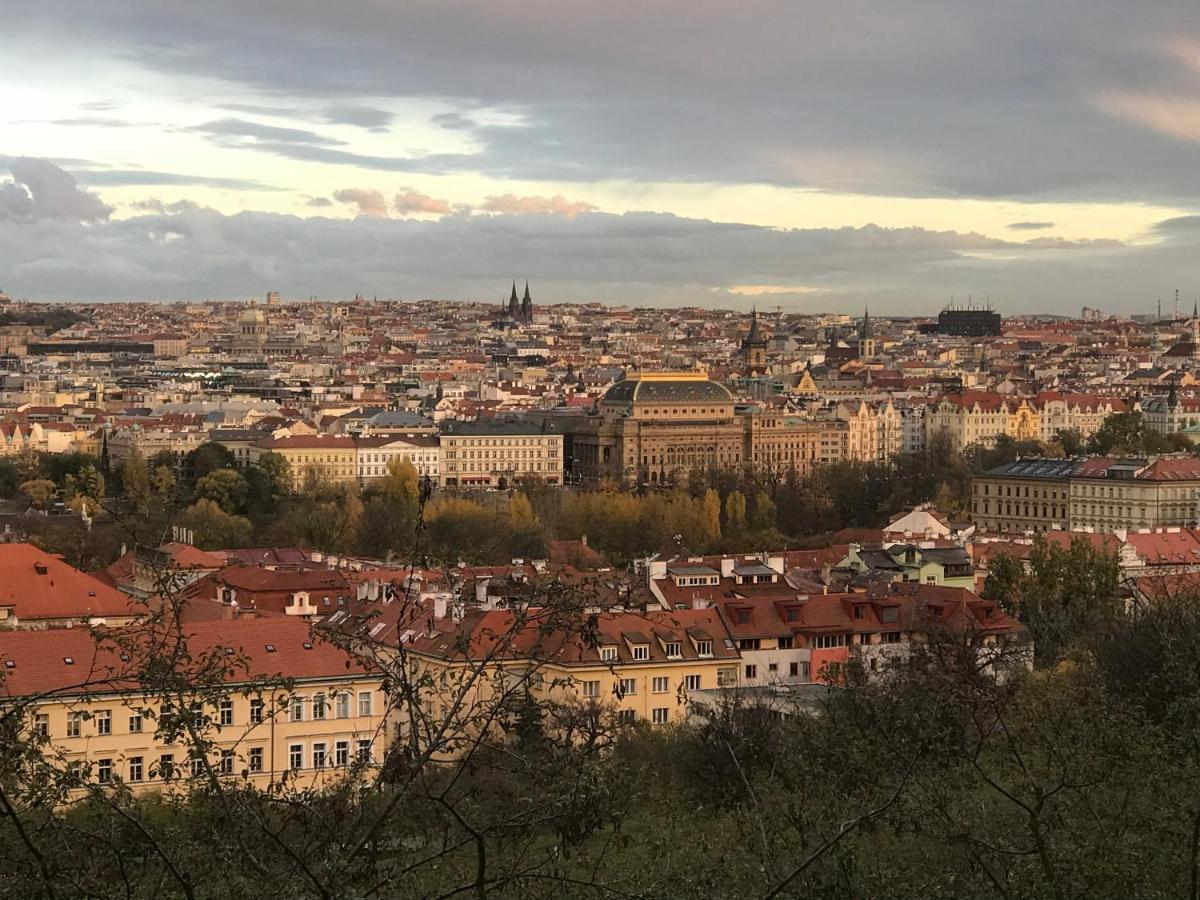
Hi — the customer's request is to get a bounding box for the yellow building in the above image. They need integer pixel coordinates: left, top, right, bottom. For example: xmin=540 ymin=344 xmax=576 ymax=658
xmin=0 ymin=617 xmax=388 ymax=793
xmin=439 ymin=420 xmax=563 ymax=487
xmin=401 ymin=606 xmax=741 ymax=755
xmin=250 ymin=435 xmax=358 ymax=489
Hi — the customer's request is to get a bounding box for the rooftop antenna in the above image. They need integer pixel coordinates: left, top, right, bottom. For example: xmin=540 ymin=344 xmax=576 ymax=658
xmin=1176 ymin=289 xmax=1180 ymax=321
xmin=1159 ymin=298 xmax=1163 ymax=321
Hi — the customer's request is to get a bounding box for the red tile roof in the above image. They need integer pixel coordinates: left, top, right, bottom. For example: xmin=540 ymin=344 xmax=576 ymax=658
xmin=0 ymin=544 xmax=139 ymax=621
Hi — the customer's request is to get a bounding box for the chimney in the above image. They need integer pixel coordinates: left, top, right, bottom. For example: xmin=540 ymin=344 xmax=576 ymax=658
xmin=433 ymin=594 xmax=448 ymax=619
xmin=580 ymin=534 xmax=588 ymax=547
xmin=720 ymin=558 xmax=735 ymax=578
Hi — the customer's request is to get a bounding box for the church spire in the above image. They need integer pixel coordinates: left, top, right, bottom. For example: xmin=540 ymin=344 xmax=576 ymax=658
xmin=860 ymin=304 xmax=873 ymax=339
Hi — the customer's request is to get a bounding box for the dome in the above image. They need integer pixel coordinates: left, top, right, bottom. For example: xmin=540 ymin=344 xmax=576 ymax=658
xmin=239 ymin=306 xmax=267 ymax=325
xmin=603 ymin=373 xmax=732 ymax=404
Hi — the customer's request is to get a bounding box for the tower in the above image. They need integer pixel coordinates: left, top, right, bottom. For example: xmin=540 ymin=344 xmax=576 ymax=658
xmin=507 ymin=282 xmax=520 ymax=320
xmin=741 ymin=308 xmax=768 ymax=376
xmin=859 ymin=305 xmax=877 ymax=359
xmin=520 ymin=281 xmax=533 ymax=322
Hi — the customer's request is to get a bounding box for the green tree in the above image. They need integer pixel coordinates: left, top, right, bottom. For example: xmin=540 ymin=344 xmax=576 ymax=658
xmin=1053 ymin=428 xmax=1085 ymax=456
xmin=184 ymin=442 xmax=236 ymax=485
xmin=1087 ymin=410 xmax=1147 ymax=455
xmin=700 ymin=488 xmax=722 ymax=544
xmin=194 ymin=468 xmax=249 ymax=514
xmin=121 ymin=446 xmax=151 ymax=513
xmin=63 ymin=464 xmax=104 ymax=505
xmin=749 ymin=490 xmax=776 ymax=533
xmin=150 ymin=463 xmax=176 ymax=499
xmin=18 ymin=478 xmax=56 ymax=510
xmin=724 ymin=490 xmax=747 ymax=533
xmin=180 ymin=498 xmax=253 ymax=549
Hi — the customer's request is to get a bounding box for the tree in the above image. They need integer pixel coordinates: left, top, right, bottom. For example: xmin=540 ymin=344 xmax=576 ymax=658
xmin=150 ymin=463 xmax=177 ymax=499
xmin=724 ymin=490 xmax=747 ymax=533
xmin=1053 ymin=428 xmax=1085 ymax=457
xmin=701 ymin=488 xmax=722 ymax=544
xmin=1087 ymin=411 xmax=1147 ymax=455
xmin=121 ymin=447 xmax=151 ymax=514
xmin=749 ymin=490 xmax=776 ymax=533
xmin=194 ymin=468 xmax=249 ymax=514
xmin=508 ymin=492 xmax=538 ymax=530
xmin=18 ymin=479 xmax=56 ymax=510
xmin=254 ymin=451 xmax=292 ymax=496
xmin=180 ymin=498 xmax=253 ymax=549
xmin=184 ymin=442 xmax=236 ymax=485
xmin=63 ymin=464 xmax=104 ymax=505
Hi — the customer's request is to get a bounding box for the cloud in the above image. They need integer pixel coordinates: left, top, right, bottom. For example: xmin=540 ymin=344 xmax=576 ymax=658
xmin=0 ymin=173 xmax=1154 ymax=312
xmin=16 ymin=2 xmax=1200 ymax=204
xmin=1093 ymin=91 xmax=1200 ymax=144
xmin=130 ymin=198 xmax=206 ymax=214
xmin=305 ymin=196 xmax=334 ymax=208
xmin=0 ymin=158 xmax=112 ymax=223
xmin=332 ymin=188 xmax=389 ymax=216
xmin=322 ymin=104 xmax=394 ymax=131
xmin=187 ymin=117 xmax=345 ymax=147
xmin=75 ymin=168 xmax=280 ymax=191
xmin=393 ymin=188 xmax=451 ymax=216
xmin=1008 ymin=221 xmax=1054 ymax=230
xmin=480 ymin=194 xmax=597 ymax=218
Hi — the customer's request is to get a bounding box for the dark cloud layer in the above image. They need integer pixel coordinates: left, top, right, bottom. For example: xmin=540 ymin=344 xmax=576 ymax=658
xmin=9 ymin=2 xmax=1200 ymax=204
xmin=0 ymin=161 xmax=1168 ymax=314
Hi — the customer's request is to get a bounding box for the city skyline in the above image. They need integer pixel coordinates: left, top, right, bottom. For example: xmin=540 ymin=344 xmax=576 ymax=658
xmin=4 ymin=2 xmax=1200 ymax=311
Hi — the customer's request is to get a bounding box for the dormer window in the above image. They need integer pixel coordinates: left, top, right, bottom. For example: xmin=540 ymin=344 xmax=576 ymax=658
xmin=880 ymin=607 xmax=899 ymax=624
xmin=664 ymin=641 xmax=682 ymax=659
xmin=853 ymin=606 xmax=865 ymax=619
xmin=600 ymin=646 xmax=618 ymax=662
xmin=632 ymin=645 xmax=649 ymax=661
xmin=786 ymin=607 xmax=800 ymax=622
xmin=736 ymin=609 xmax=751 ymax=624
xmin=695 ymin=640 xmax=713 ymax=657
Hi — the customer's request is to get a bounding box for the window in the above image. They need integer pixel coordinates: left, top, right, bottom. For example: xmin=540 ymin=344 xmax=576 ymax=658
xmin=738 ymin=638 xmax=760 ymax=651
xmin=736 ymin=609 xmax=751 ymax=624
xmin=618 ymin=678 xmax=637 ymax=697
xmin=684 ymin=674 xmax=701 ymax=691
xmin=652 ymin=708 xmax=669 ymax=725
xmin=631 ymin=645 xmax=649 ymax=661
xmin=695 ymin=640 xmax=713 ymax=657
xmin=600 ymin=646 xmax=618 ymax=662
xmin=356 ymin=740 xmax=373 ymax=763
xmin=157 ymin=754 xmax=175 ymax=780
xmin=616 ymin=709 xmax=636 ymax=725
xmin=335 ymin=693 xmax=350 ymax=719
xmin=789 ymin=662 xmax=800 ymax=678
xmin=128 ymin=756 xmax=144 ymax=782
xmin=312 ymin=694 xmax=327 ymax=720
xmin=219 ymin=698 xmax=233 ymax=727
xmin=745 ymin=664 xmax=758 ymax=679
xmin=96 ymin=710 xmax=112 ymax=736
xmin=717 ymin=667 xmax=737 ymax=687
xmin=812 ymin=634 xmax=848 ymax=649
xmin=190 ymin=756 xmax=205 ymax=778
xmin=249 ymin=698 xmax=264 ymax=724
xmin=249 ymin=747 xmax=263 ymax=773
xmin=67 ymin=712 xmax=82 ymax=738
xmin=880 ymin=631 xmax=902 ymax=644
xmin=853 ymin=605 xmax=866 ymax=619
xmin=290 ymin=696 xmax=304 ymax=722
xmin=289 ymin=744 xmax=304 ymax=770
xmin=357 ymin=691 xmax=373 ymax=717
xmin=335 ymin=740 xmax=350 ymax=767
xmin=128 ymin=712 xmax=143 ymax=733
xmin=652 ymin=676 xmax=669 ymax=694
xmin=663 ymin=641 xmax=682 ymax=658
xmin=777 ymin=636 xmax=794 ymax=650
xmin=312 ymin=743 xmax=327 ymax=769
xmin=219 ymin=750 xmax=234 ymax=775
xmin=581 ymin=680 xmax=600 ymax=698
xmin=33 ymin=713 xmax=48 ymax=738
xmin=97 ymin=758 xmax=113 ymax=783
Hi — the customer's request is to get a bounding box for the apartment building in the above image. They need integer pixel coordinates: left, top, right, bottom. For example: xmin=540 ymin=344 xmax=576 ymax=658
xmin=402 ymin=606 xmax=741 ymax=754
xmin=0 ymin=617 xmax=387 ymax=793
xmin=927 ymin=392 xmax=1125 ymax=451
xmin=249 ymin=435 xmax=358 ymax=489
xmin=972 ymin=455 xmax=1200 ymax=534
xmin=439 ymin=420 xmax=563 ymax=487
xmin=355 ymin=434 xmax=441 ymax=484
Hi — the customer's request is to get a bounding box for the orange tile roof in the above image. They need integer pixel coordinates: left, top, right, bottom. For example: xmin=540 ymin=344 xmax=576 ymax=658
xmin=0 ymin=544 xmax=139 ymax=621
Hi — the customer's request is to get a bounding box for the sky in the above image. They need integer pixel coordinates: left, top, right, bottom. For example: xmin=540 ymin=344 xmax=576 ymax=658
xmin=3 ymin=1 xmax=1200 ymax=314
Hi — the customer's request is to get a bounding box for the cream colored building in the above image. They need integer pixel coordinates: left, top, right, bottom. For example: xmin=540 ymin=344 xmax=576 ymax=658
xmin=440 ymin=421 xmax=563 ymax=487
xmin=250 ymin=435 xmax=358 ymax=489
xmin=1 ymin=618 xmax=388 ymax=794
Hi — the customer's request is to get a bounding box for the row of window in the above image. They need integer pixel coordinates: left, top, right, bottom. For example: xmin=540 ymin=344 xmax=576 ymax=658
xmin=82 ymin=739 xmax=374 ymax=784
xmin=46 ymin=691 xmax=374 ymax=737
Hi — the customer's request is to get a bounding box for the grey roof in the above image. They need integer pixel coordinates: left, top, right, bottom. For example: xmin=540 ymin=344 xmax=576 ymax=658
xmin=603 ymin=377 xmax=733 ymax=404
xmin=367 ymin=410 xmax=434 ymax=428
xmin=440 ymin=419 xmax=561 ymax=436
xmin=984 ymin=458 xmax=1081 ymax=479
xmin=667 ymin=565 xmax=721 ymax=576
xmin=731 ymin=563 xmax=778 ymax=577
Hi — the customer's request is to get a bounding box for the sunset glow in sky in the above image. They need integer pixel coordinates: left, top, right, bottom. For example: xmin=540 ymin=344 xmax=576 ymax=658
xmin=4 ymin=2 xmax=1200 ymax=312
